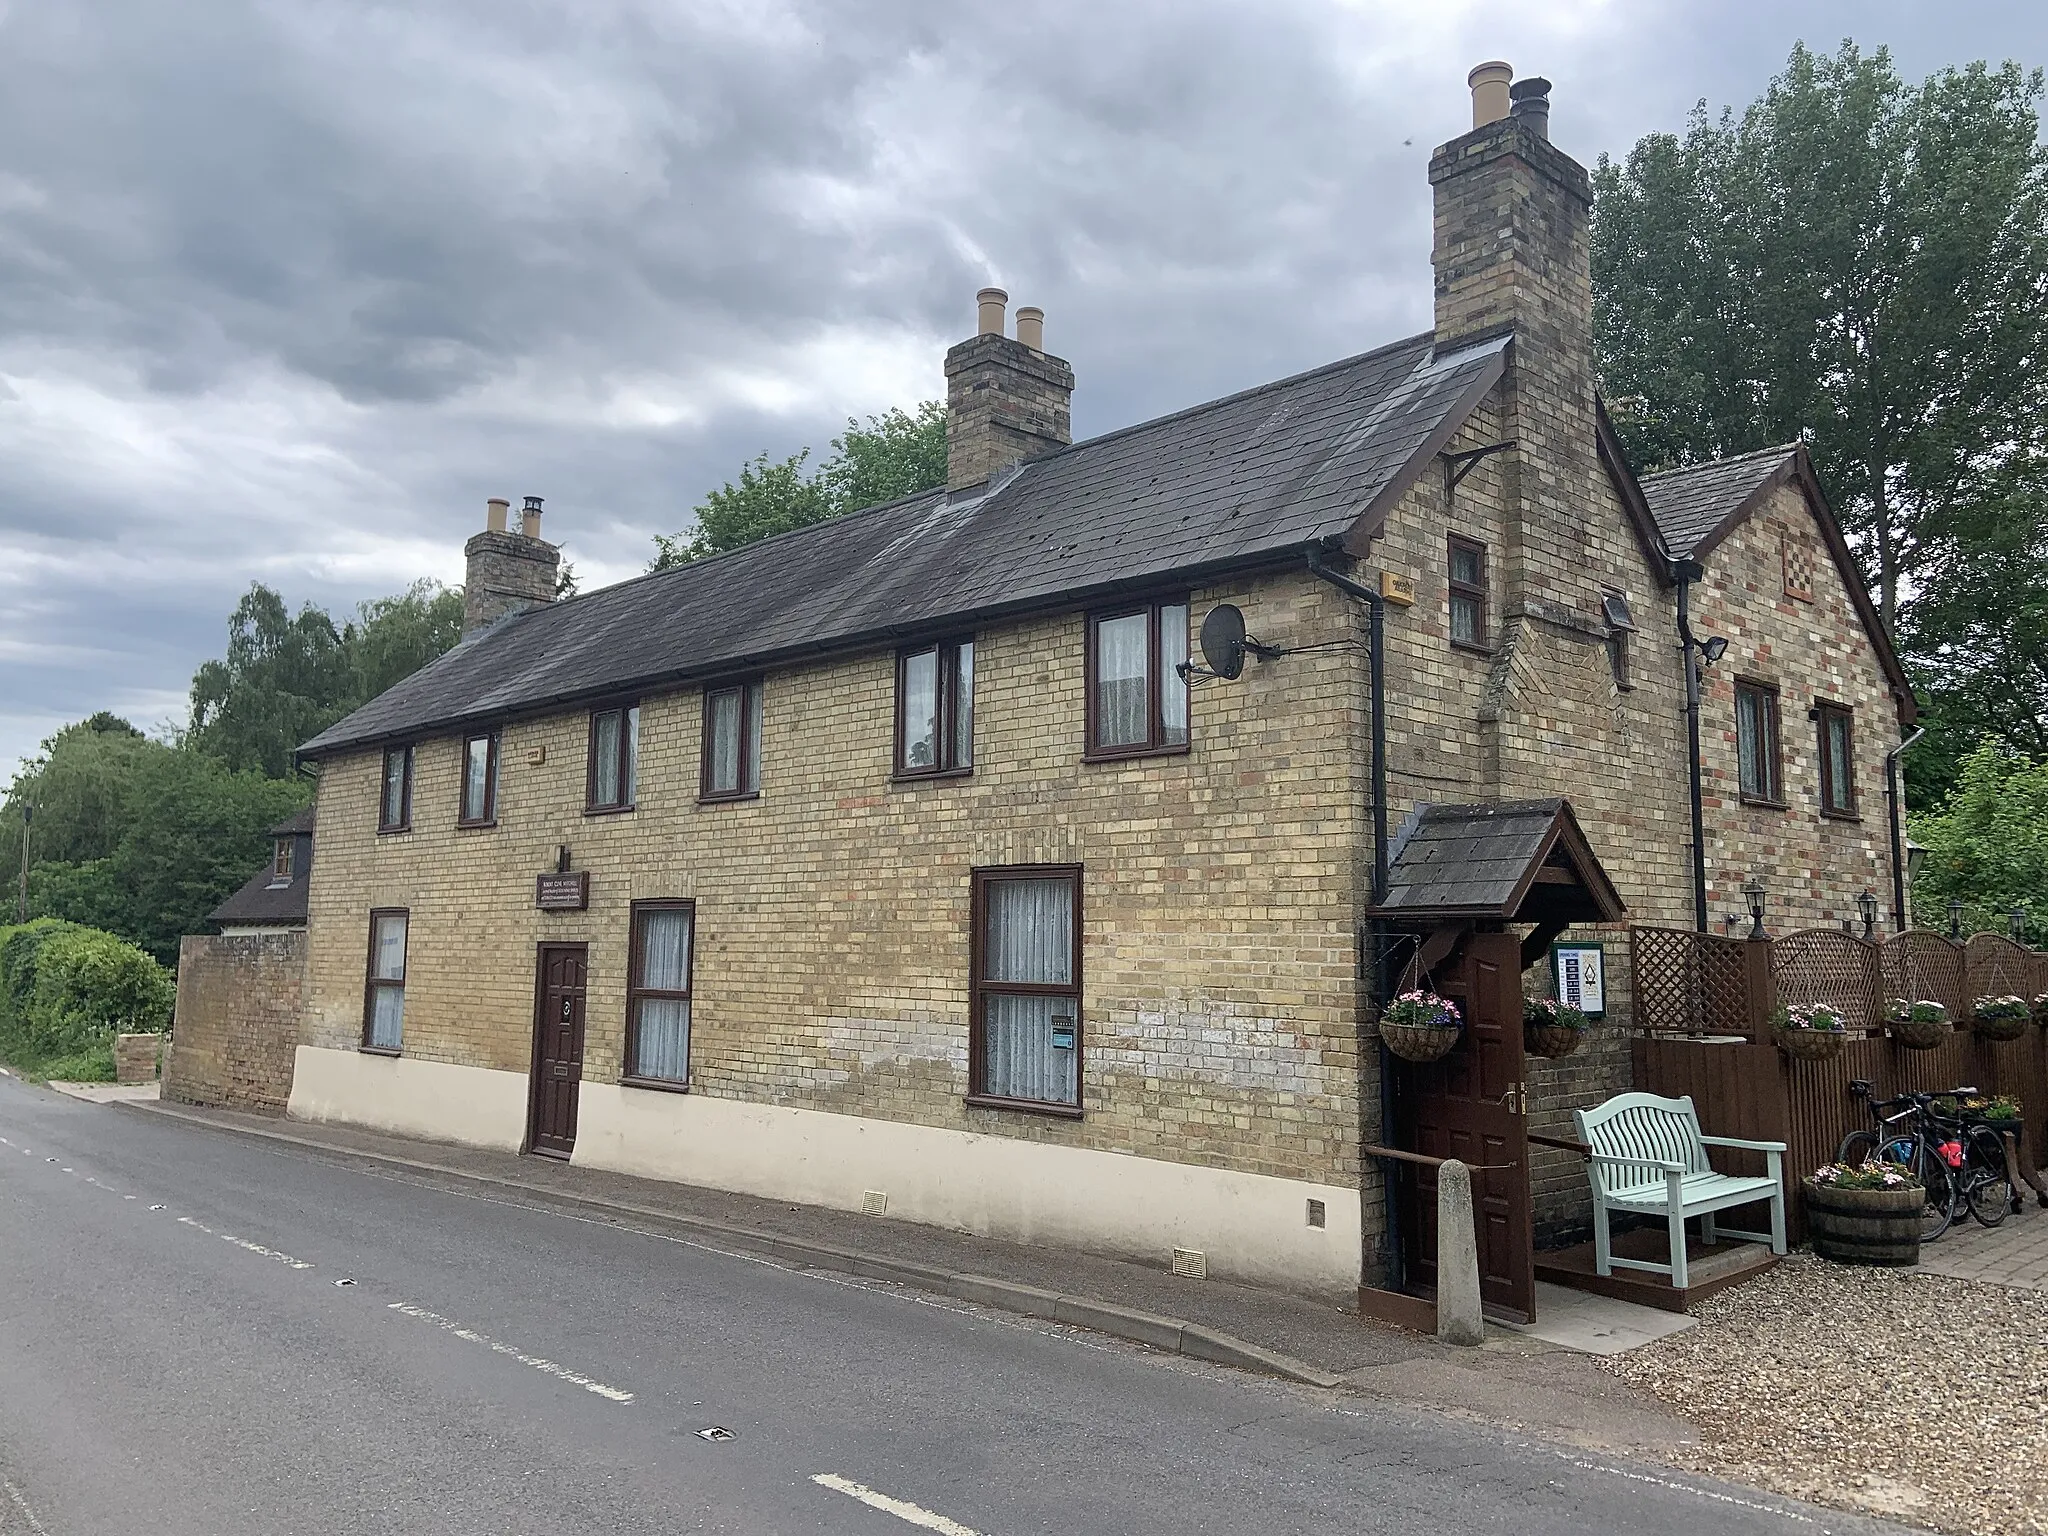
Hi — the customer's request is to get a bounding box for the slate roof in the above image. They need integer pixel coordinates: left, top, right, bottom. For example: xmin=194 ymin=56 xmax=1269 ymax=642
xmin=1639 ymin=444 xmax=1798 ymax=559
xmin=269 ymin=806 xmax=316 ymax=837
xmin=1372 ymin=799 xmax=1625 ymax=924
xmin=299 ymin=333 xmax=1508 ymax=759
xmin=210 ymin=809 xmax=315 ymax=928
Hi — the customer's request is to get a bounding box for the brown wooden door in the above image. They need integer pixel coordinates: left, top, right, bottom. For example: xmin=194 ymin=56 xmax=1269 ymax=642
xmin=1394 ymin=931 xmax=1535 ymax=1321
xmin=529 ymin=944 xmax=588 ymax=1159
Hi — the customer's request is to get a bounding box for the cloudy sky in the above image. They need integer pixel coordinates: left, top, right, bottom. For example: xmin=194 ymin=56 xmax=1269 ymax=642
xmin=3 ymin=0 xmax=2043 ymax=778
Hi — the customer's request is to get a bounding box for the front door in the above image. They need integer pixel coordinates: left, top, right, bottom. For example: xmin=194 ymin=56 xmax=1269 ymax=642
xmin=1394 ymin=930 xmax=1535 ymax=1321
xmin=529 ymin=943 xmax=588 ymax=1159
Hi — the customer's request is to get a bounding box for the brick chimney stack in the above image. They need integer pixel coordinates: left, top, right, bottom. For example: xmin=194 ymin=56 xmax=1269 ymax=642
xmin=943 ymin=287 xmax=1074 ymax=491
xmin=463 ymin=495 xmax=561 ymax=633
xmin=1429 ymin=63 xmax=1596 ymax=582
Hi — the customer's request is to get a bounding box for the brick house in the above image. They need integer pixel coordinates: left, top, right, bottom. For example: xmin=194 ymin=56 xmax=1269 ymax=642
xmin=276 ymin=65 xmax=1911 ymax=1315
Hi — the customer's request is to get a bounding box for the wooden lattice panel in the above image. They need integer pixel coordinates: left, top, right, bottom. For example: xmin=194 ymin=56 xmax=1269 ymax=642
xmin=1966 ymin=933 xmax=2035 ymax=1005
xmin=1882 ymin=930 xmax=1967 ymax=1020
xmin=1630 ymin=926 xmax=1757 ymax=1036
xmin=1772 ymin=928 xmax=1880 ymax=1027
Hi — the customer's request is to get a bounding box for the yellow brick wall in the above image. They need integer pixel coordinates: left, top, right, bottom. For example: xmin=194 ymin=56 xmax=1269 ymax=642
xmin=302 ymin=567 xmax=1372 ymax=1196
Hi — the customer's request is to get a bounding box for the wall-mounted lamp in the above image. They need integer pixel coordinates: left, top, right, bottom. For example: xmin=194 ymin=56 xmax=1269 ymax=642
xmin=1858 ymin=888 xmax=1879 ymax=939
xmin=2012 ymin=904 xmax=2029 ymax=944
xmin=1949 ymin=897 xmax=1965 ymax=939
xmin=1742 ymin=876 xmax=1768 ymax=941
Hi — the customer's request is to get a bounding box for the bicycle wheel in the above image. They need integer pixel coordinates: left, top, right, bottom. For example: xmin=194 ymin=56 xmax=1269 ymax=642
xmin=1918 ymin=1156 xmax=1956 ymax=1242
xmin=1967 ymin=1168 xmax=2013 ymax=1228
xmin=1837 ymin=1129 xmax=1880 ymax=1166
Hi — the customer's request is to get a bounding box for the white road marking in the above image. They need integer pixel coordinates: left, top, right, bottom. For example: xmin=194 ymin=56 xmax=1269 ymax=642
xmin=385 ymin=1302 xmax=633 ymax=1402
xmin=175 ymin=1215 xmax=315 ymax=1270
xmin=1541 ymin=1450 xmax=1815 ymax=1523
xmin=811 ymin=1474 xmax=981 ymax=1534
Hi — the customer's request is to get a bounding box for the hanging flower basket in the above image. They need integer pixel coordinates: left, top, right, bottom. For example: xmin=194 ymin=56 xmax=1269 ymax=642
xmin=1886 ymin=998 xmax=1950 ymax=1051
xmin=2033 ymin=993 xmax=2048 ymax=1027
xmin=1379 ymin=991 xmax=1463 ymax=1064
xmin=1974 ymin=996 xmax=2032 ymax=1043
xmin=1523 ymin=997 xmax=1590 ymax=1060
xmin=1772 ymin=1002 xmax=1847 ymax=1062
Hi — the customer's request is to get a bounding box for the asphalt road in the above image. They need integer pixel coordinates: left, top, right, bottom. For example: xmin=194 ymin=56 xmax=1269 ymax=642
xmin=0 ymin=1073 xmax=1901 ymax=1536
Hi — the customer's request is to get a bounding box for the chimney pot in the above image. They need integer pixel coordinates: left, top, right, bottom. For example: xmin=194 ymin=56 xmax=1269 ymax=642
xmin=1509 ymin=76 xmax=1551 ymax=141
xmin=1014 ymin=305 xmax=1045 ymax=352
xmin=975 ymin=287 xmax=1009 ymax=337
xmin=521 ymin=495 xmax=544 ymax=539
xmin=1468 ymin=61 xmax=1513 ymax=129
xmin=486 ymin=497 xmax=510 ymax=533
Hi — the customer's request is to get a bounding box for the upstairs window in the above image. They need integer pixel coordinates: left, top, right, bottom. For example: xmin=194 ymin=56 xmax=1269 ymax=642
xmin=897 ymin=640 xmax=974 ymax=778
xmin=625 ymin=900 xmax=695 ymax=1087
xmin=1817 ymin=702 xmax=1857 ymax=817
xmin=1086 ymin=601 xmax=1188 ymax=759
xmin=969 ymin=867 xmax=1082 ymax=1115
xmin=459 ymin=731 xmax=499 ymax=827
xmin=587 ymin=704 xmax=639 ymax=813
xmin=269 ymin=839 xmax=293 ymax=886
xmin=1448 ymin=536 xmax=1488 ymax=650
xmin=379 ymin=746 xmax=413 ymax=833
xmin=1736 ymin=679 xmax=1784 ymax=806
xmin=700 ymin=681 xmax=763 ymax=801
xmin=362 ymin=909 xmax=408 ymax=1053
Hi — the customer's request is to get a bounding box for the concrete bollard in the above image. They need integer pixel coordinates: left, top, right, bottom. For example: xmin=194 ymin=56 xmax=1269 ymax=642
xmin=1435 ymin=1158 xmax=1485 ymax=1347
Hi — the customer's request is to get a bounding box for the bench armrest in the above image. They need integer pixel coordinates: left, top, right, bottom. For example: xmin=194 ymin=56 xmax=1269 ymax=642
xmin=1587 ymin=1152 xmax=1686 ymax=1174
xmin=1699 ymin=1134 xmax=1788 ymax=1153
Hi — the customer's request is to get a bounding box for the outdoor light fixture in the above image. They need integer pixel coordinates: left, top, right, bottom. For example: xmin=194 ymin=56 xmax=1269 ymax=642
xmin=1949 ymin=897 xmax=1965 ymax=939
xmin=2012 ymin=904 xmax=2029 ymax=943
xmin=1700 ymin=635 xmax=1729 ymax=664
xmin=1742 ymin=876 xmax=1768 ymax=940
xmin=1858 ymin=888 xmax=1879 ymax=939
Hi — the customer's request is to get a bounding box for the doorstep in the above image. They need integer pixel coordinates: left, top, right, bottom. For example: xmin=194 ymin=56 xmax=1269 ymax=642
xmin=1535 ymin=1229 xmax=1778 ymax=1314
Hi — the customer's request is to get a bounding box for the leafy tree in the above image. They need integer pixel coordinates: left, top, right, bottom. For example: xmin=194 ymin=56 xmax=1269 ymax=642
xmin=341 ymin=580 xmax=466 ymax=708
xmin=1594 ymin=42 xmax=2048 ymax=636
xmin=653 ymin=401 xmax=948 ymax=568
xmin=1909 ymin=743 xmax=2048 ymax=942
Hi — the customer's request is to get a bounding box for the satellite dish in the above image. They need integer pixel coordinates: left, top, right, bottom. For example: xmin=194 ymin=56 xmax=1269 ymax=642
xmin=1200 ymin=604 xmax=1248 ymax=680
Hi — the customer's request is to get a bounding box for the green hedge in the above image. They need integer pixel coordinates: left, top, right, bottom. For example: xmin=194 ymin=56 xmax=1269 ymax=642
xmin=0 ymin=918 xmax=175 ymax=1077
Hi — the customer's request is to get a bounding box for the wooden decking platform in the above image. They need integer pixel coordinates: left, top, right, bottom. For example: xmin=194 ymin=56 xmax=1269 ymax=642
xmin=1535 ymin=1228 xmax=1778 ymax=1313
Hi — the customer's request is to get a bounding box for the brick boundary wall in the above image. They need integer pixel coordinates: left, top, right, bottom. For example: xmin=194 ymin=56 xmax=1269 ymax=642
xmin=164 ymin=932 xmax=305 ymax=1114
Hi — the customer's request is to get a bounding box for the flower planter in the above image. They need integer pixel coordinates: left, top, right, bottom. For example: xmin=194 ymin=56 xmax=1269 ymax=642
xmin=1804 ymin=1179 xmax=1922 ymax=1267
xmin=1381 ymin=1020 xmax=1461 ymax=1064
xmin=1774 ymin=1024 xmax=1846 ymax=1062
xmin=1524 ymin=1022 xmax=1584 ymax=1060
xmin=1888 ymin=1012 xmax=1949 ymax=1051
xmin=1973 ymin=1011 xmax=2029 ymax=1043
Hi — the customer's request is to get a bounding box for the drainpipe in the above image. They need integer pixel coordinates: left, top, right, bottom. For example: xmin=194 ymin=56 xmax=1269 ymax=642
xmin=1673 ymin=561 xmax=1710 ymax=933
xmin=1885 ymin=726 xmax=1925 ymax=932
xmin=1306 ymin=545 xmax=1398 ymax=1290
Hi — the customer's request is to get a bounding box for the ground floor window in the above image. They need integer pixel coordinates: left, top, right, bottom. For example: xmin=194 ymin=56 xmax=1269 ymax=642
xmin=363 ymin=909 xmax=408 ymax=1051
xmin=626 ymin=900 xmax=694 ymax=1085
xmin=969 ymin=866 xmax=1081 ymax=1114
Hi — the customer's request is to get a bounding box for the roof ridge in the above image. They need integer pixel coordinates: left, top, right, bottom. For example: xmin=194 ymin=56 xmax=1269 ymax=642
xmin=1638 ymin=442 xmax=1802 ymax=482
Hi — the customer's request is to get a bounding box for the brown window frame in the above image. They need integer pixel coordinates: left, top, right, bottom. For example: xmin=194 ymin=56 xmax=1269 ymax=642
xmin=360 ymin=907 xmax=409 ymax=1056
xmin=269 ymin=838 xmax=293 ymax=886
xmin=1816 ymin=701 xmax=1858 ymax=819
xmin=1735 ymin=677 xmax=1785 ymax=808
xmin=967 ymin=864 xmax=1084 ymax=1119
xmin=698 ymin=680 xmax=763 ymax=803
xmin=457 ymin=730 xmax=500 ymax=828
xmin=585 ymin=703 xmax=639 ymax=815
xmin=378 ymin=745 xmax=413 ymax=833
xmin=1083 ymin=599 xmax=1190 ymax=762
xmin=622 ymin=899 xmax=696 ymax=1092
xmin=1448 ymin=535 xmax=1488 ymax=652
xmin=894 ymin=639 xmax=975 ymax=780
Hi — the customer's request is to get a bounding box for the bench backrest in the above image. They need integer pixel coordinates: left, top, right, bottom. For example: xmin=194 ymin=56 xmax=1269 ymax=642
xmin=1573 ymin=1091 xmax=1710 ymax=1196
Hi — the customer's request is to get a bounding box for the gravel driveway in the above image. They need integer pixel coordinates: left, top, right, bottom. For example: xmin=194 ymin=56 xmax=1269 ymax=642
xmin=1598 ymin=1252 xmax=2048 ymax=1536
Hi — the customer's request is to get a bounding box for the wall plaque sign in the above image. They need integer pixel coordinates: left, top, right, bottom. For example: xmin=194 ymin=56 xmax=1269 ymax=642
xmin=1551 ymin=942 xmax=1606 ymax=1018
xmin=535 ymin=871 xmax=589 ymax=911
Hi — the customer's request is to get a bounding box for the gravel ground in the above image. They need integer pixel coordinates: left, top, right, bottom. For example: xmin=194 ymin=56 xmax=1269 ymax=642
xmin=1597 ymin=1252 xmax=2048 ymax=1535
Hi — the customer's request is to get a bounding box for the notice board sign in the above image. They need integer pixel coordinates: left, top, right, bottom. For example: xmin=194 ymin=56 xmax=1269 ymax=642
xmin=1551 ymin=942 xmax=1606 ymax=1018
xmin=535 ymin=871 xmax=590 ymax=911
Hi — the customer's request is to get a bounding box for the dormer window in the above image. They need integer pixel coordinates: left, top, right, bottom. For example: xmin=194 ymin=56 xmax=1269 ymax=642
xmin=269 ymin=839 xmax=293 ymax=887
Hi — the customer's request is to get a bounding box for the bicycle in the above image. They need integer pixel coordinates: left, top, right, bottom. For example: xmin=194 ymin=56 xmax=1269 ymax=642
xmin=1841 ymin=1082 xmax=2012 ymax=1238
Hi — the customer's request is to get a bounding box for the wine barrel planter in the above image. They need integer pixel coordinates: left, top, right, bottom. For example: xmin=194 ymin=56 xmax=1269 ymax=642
xmin=1774 ymin=1024 xmax=1846 ymax=1062
xmin=1889 ymin=1012 xmax=1949 ymax=1050
xmin=1381 ymin=1020 xmax=1461 ymax=1064
xmin=1524 ymin=1022 xmax=1584 ymax=1060
xmin=1805 ymin=1180 xmax=1923 ymax=1267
